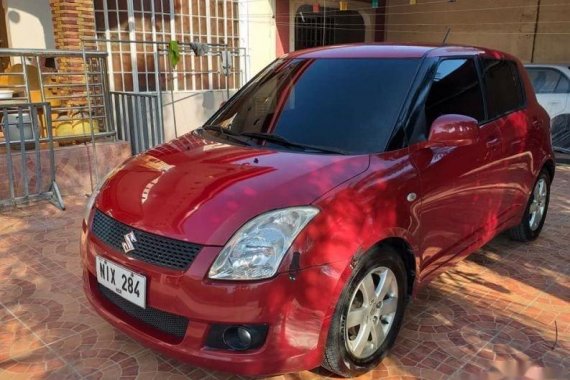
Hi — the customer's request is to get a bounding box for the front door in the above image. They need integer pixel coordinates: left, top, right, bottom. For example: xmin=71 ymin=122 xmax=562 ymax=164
xmin=409 ymin=58 xmax=500 ymax=280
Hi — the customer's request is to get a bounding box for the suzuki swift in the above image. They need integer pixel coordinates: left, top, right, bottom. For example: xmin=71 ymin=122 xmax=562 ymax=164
xmin=82 ymin=44 xmax=554 ymax=377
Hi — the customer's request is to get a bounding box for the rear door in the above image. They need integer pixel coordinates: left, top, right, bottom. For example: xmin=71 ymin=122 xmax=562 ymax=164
xmin=481 ymin=59 xmax=533 ymax=220
xmin=409 ymin=58 xmax=500 ymax=278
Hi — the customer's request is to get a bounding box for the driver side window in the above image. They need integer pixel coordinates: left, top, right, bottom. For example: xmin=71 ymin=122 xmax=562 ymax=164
xmin=425 ymin=59 xmax=485 ymax=132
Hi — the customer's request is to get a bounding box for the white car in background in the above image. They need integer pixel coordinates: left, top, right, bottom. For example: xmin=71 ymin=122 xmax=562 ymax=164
xmin=525 ymin=64 xmax=570 ymax=153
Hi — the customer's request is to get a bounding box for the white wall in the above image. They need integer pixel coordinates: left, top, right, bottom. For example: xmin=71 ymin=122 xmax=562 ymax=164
xmin=3 ymin=0 xmax=54 ymax=49
xmin=161 ymin=90 xmax=238 ymax=140
xmin=159 ymin=0 xmax=277 ymax=139
xmin=241 ymin=0 xmax=276 ymax=77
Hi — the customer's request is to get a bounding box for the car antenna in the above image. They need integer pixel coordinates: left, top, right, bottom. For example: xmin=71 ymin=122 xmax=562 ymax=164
xmin=442 ymin=27 xmax=451 ymax=45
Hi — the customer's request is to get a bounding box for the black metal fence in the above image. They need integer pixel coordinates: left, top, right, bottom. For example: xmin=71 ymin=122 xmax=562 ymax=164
xmin=0 ymin=102 xmax=64 ymax=209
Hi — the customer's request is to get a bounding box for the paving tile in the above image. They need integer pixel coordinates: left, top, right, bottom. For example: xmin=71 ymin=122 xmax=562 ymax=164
xmin=0 ymin=303 xmax=14 ymax=325
xmin=157 ymin=353 xmax=236 ymax=380
xmin=0 ymin=319 xmax=46 ymax=362
xmin=81 ymin=350 xmax=189 ymax=380
xmin=48 ymin=325 xmax=148 ymax=376
xmin=0 ymin=345 xmax=77 ymax=380
xmin=9 ymin=298 xmax=104 ymax=345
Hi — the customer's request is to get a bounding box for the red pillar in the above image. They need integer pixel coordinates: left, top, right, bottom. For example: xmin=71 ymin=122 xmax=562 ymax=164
xmin=276 ymin=0 xmax=290 ymax=55
xmin=374 ymin=2 xmax=386 ymax=42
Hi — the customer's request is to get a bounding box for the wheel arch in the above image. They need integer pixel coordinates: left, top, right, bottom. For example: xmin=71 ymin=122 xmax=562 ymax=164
xmin=316 ymin=235 xmax=419 ymax=360
xmin=368 ymin=237 xmax=417 ymax=298
xmin=542 ymin=159 xmax=555 ymax=183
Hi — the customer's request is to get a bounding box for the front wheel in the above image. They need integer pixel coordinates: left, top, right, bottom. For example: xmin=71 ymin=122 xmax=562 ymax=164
xmin=509 ymin=169 xmax=551 ymax=242
xmin=322 ymin=247 xmax=407 ymax=377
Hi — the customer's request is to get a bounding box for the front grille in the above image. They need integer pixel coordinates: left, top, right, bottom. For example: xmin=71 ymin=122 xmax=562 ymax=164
xmin=91 ymin=209 xmax=202 ymax=270
xmin=98 ymin=284 xmax=189 ymax=339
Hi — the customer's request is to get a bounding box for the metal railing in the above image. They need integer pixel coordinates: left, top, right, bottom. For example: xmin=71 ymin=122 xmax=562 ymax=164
xmin=88 ymin=38 xmax=248 ymax=94
xmin=0 ymin=48 xmax=119 ymax=191
xmin=92 ymin=38 xmax=248 ymax=148
xmin=111 ymin=91 xmax=164 ymax=154
xmin=0 ymin=102 xmax=64 ymax=209
xmin=0 ymin=48 xmax=114 ymax=145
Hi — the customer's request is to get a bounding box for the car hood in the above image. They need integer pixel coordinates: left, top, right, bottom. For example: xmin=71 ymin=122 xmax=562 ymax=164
xmin=96 ymin=132 xmax=369 ymax=246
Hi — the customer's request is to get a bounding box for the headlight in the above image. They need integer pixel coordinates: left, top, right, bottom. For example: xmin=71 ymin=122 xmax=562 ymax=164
xmin=208 ymin=207 xmax=319 ymax=280
xmin=83 ymin=167 xmax=121 ymax=222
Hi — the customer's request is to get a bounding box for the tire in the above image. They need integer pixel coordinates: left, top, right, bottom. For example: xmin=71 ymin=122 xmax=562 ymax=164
xmin=509 ymin=169 xmax=551 ymax=242
xmin=322 ymin=247 xmax=408 ymax=377
xmin=551 ymin=114 xmax=570 ymax=151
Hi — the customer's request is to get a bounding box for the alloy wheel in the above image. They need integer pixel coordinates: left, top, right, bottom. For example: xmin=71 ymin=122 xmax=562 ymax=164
xmin=529 ymin=178 xmax=547 ymax=231
xmin=344 ymin=266 xmax=399 ymax=359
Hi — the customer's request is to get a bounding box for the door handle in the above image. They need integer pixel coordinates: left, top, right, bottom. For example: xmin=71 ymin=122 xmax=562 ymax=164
xmin=532 ymin=119 xmax=542 ymax=128
xmin=486 ymin=137 xmax=501 ymax=148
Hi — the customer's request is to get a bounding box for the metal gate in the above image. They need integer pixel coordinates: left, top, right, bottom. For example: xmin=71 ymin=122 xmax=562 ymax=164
xmin=111 ymin=91 xmax=163 ymax=154
xmin=0 ymin=102 xmax=64 ymax=210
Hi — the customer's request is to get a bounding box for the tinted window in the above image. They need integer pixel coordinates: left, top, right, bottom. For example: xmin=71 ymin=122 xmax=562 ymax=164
xmin=483 ymin=59 xmax=525 ymax=118
xmin=528 ymin=68 xmax=570 ymax=94
xmin=558 ymin=75 xmax=570 ymax=93
xmin=206 ymin=58 xmax=421 ymax=154
xmin=425 ymin=59 xmax=485 ymax=128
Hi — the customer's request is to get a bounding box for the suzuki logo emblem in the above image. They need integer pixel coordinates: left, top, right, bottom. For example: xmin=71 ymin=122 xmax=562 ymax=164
xmin=122 ymin=231 xmax=137 ymax=253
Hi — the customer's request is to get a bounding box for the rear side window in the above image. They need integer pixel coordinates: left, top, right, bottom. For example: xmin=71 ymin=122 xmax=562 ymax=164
xmin=527 ymin=68 xmax=570 ymax=94
xmin=425 ymin=58 xmax=485 ymax=128
xmin=483 ymin=59 xmax=525 ymax=119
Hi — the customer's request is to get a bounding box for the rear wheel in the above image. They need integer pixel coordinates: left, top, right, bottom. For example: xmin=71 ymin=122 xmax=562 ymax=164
xmin=509 ymin=170 xmax=551 ymax=242
xmin=322 ymin=247 xmax=407 ymax=377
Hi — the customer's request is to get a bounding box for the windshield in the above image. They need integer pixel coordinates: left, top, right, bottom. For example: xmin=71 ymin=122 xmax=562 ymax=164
xmin=205 ymin=58 xmax=421 ymax=154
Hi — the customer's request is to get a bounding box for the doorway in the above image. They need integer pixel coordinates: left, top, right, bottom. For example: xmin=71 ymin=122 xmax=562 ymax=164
xmin=294 ymin=5 xmax=365 ymax=50
xmin=0 ymin=3 xmax=9 ymax=71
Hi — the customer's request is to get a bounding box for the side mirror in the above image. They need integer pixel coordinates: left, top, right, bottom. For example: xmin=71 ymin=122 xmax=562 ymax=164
xmin=428 ymin=114 xmax=479 ymax=146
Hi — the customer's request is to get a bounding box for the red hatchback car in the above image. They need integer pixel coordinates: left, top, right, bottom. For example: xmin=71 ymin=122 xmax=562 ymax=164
xmin=82 ymin=44 xmax=554 ymax=377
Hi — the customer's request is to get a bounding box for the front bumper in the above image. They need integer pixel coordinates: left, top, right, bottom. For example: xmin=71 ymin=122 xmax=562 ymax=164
xmin=81 ymin=224 xmax=348 ymax=376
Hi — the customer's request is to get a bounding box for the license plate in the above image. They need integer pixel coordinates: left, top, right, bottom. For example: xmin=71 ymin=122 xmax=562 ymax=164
xmin=96 ymin=256 xmax=147 ymax=308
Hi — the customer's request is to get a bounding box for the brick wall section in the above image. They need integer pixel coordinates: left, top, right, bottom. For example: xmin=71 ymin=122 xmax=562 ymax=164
xmin=49 ymin=0 xmax=98 ymax=100
xmin=50 ymin=0 xmax=96 ymax=52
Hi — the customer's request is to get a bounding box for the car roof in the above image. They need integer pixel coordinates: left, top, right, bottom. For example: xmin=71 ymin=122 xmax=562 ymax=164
xmin=524 ymin=64 xmax=570 ymax=71
xmin=524 ymin=64 xmax=570 ymax=78
xmin=284 ymin=43 xmax=515 ymax=60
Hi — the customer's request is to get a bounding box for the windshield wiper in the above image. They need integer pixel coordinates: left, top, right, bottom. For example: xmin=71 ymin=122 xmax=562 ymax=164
xmin=240 ymin=132 xmax=348 ymax=155
xmin=202 ymin=125 xmax=252 ymax=146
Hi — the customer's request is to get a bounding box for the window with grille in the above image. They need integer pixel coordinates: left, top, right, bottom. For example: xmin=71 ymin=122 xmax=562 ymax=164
xmin=94 ymin=0 xmax=241 ymax=92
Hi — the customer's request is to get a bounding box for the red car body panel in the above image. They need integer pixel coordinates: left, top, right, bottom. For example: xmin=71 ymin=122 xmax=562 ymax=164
xmin=285 ymin=43 xmax=434 ymax=59
xmin=82 ymin=44 xmax=554 ymax=376
xmin=95 ymin=133 xmax=370 ymax=246
xmin=82 ymin=236 xmax=350 ymax=374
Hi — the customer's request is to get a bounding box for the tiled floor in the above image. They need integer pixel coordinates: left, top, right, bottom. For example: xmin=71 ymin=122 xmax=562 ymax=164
xmin=1 ymin=166 xmax=569 ymax=380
